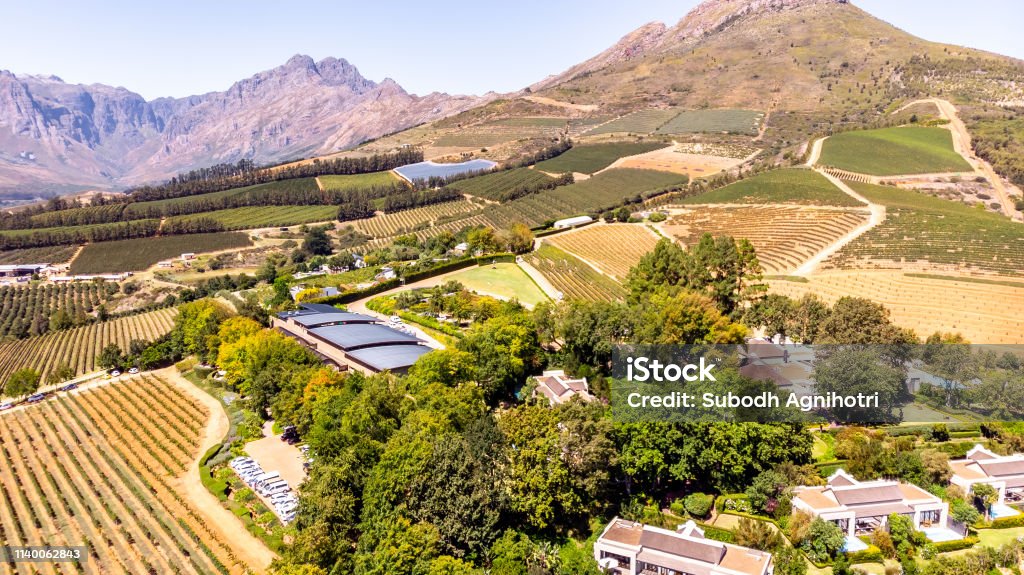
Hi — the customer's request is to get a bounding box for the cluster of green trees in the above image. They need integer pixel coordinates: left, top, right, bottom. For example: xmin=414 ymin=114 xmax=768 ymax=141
xmin=127 ymin=150 xmax=424 ymax=202
xmin=0 ymin=219 xmax=161 ymax=249
xmin=744 ymin=293 xmax=916 ymax=344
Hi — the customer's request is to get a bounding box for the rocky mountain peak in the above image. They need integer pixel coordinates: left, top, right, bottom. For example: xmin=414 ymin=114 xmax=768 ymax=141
xmin=670 ymin=0 xmax=848 ymax=41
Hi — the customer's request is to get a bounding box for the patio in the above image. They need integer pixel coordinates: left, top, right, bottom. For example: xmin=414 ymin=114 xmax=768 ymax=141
xmin=991 ymin=503 xmax=1021 ymax=519
xmin=921 ymin=527 xmax=964 ymax=543
xmin=842 ymin=536 xmax=869 ymax=552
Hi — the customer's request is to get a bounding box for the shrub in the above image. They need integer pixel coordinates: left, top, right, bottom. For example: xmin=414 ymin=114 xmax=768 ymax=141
xmin=991 ymin=514 xmax=1024 ymax=529
xmin=648 ymin=212 xmax=667 ymax=222
xmin=684 ymin=493 xmax=714 ymax=519
xmin=669 ymin=499 xmax=686 ymax=517
xmin=803 ymin=518 xmax=846 ymax=562
xmin=931 ymin=537 xmax=978 ymax=553
xmin=845 ymin=545 xmax=884 ymax=564
xmin=872 ymin=527 xmax=896 ymax=558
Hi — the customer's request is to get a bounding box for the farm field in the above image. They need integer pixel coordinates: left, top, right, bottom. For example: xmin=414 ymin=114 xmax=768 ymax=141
xmin=433 ymin=126 xmax=561 ymax=147
xmin=769 ymin=271 xmax=1024 ymax=344
xmin=0 ymin=283 xmax=114 ymax=339
xmin=0 ymin=374 xmax=256 ymax=574
xmin=317 ymin=171 xmax=401 ymax=191
xmin=677 ymin=168 xmax=865 ymax=206
xmin=447 ymin=263 xmax=550 ymax=307
xmin=525 ymin=244 xmax=626 ymax=302
xmin=166 ymin=205 xmax=337 ymax=231
xmin=352 ymin=199 xmax=482 ymax=239
xmin=655 ymin=109 xmax=764 ymax=135
xmin=825 ymin=182 xmax=1024 ymax=275
xmin=818 ymin=126 xmax=972 ymax=175
xmin=534 ymin=142 xmax=667 ymax=174
xmin=0 ymin=307 xmax=177 ymax=384
xmin=124 ymin=178 xmax=324 ymax=218
xmin=662 ymin=205 xmax=871 ymax=274
xmin=443 ymin=168 xmax=554 ymax=201
xmin=586 ymin=109 xmax=681 ymax=135
xmin=547 ymin=224 xmax=661 ymax=279
xmin=70 ymin=232 xmax=252 ymax=274
xmin=615 ymin=145 xmax=750 ymax=178
xmin=0 ymin=246 xmax=79 ymax=265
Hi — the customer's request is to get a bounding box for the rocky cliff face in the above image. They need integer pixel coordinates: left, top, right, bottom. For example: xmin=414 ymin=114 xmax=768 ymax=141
xmin=0 ymin=55 xmax=481 ymax=198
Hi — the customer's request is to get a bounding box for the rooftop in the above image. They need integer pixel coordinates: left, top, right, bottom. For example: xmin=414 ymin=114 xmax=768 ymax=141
xmin=346 ymin=345 xmax=432 ymax=372
xmin=308 ymin=323 xmax=422 ymax=351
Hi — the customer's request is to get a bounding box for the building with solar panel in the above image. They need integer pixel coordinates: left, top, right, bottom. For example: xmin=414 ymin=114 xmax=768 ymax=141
xmin=272 ymin=303 xmax=432 ymax=374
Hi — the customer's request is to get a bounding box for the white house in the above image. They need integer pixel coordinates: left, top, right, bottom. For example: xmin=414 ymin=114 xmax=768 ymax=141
xmin=531 ymin=370 xmax=595 ymax=406
xmin=553 ymin=215 xmax=593 ymax=229
xmin=594 ymin=518 xmax=773 ymax=575
xmin=950 ymin=444 xmax=1024 ymax=505
xmin=792 ymin=470 xmax=954 ymax=540
xmin=452 ymin=242 xmax=470 ymax=256
xmin=180 ymin=252 xmax=196 ymax=261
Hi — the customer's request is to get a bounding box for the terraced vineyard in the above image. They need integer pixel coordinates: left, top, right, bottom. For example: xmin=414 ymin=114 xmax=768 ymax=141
xmin=70 ymin=233 xmax=252 ymax=274
xmin=818 ymin=126 xmax=972 ymax=176
xmin=525 ymin=244 xmax=626 ymax=301
xmin=535 ymin=142 xmax=667 ymax=174
xmin=166 ymin=205 xmax=337 ymax=230
xmin=548 ymin=224 xmax=661 ymax=279
xmin=655 ymin=109 xmax=764 ymax=135
xmin=443 ymin=168 xmax=555 ymax=201
xmin=317 ymin=171 xmax=402 ymax=191
xmin=352 ymin=199 xmax=482 ymax=238
xmin=769 ymin=271 xmax=1024 ymax=344
xmin=676 ymin=168 xmax=864 ymax=207
xmin=586 ymin=109 xmax=681 ymax=135
xmin=0 ymin=246 xmax=79 ymax=265
xmin=0 ymin=307 xmax=176 ymax=383
xmin=662 ymin=206 xmax=870 ymax=274
xmin=0 ymin=374 xmax=253 ymax=574
xmin=0 ymin=283 xmax=114 ymax=339
xmin=825 ymin=182 xmax=1024 ymax=275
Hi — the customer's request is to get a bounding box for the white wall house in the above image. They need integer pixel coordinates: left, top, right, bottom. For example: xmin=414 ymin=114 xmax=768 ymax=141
xmin=950 ymin=444 xmax=1024 ymax=505
xmin=594 ymin=518 xmax=773 ymax=575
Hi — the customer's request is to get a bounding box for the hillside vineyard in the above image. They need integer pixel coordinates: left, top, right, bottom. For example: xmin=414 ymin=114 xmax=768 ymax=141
xmin=0 ymin=0 xmax=1022 ymax=575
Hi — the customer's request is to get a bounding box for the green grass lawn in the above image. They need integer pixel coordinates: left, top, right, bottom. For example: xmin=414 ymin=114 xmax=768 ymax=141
xmin=535 ymin=142 xmax=667 ymax=174
xmin=680 ymin=168 xmax=864 ymax=206
xmin=976 ymin=525 xmax=1024 ymax=549
xmin=449 ymin=263 xmax=550 ymax=308
xmin=812 ymin=432 xmax=836 ymax=462
xmin=819 ymin=126 xmax=972 ymax=175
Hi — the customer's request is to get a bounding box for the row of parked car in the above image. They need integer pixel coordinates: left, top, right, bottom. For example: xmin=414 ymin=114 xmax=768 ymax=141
xmin=229 ymin=456 xmax=298 ymax=523
xmin=0 ymin=381 xmax=80 ymax=411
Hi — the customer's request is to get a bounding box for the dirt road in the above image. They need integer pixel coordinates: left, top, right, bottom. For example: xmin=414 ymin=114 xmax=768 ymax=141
xmin=160 ymin=367 xmax=278 ymax=573
xmin=791 ymin=169 xmax=885 ymax=276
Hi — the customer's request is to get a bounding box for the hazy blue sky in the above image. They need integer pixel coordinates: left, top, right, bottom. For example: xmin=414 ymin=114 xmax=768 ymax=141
xmin=2 ymin=1 xmax=1021 ymax=100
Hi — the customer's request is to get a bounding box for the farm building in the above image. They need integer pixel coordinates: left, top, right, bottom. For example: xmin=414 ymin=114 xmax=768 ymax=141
xmin=792 ymin=469 xmax=961 ymax=545
xmin=531 ymin=370 xmax=594 ymax=406
xmin=273 ymin=304 xmax=431 ymax=374
xmin=950 ymin=444 xmax=1024 ymax=507
xmin=0 ymin=264 xmax=46 ymax=277
xmin=181 ymin=252 xmax=196 ymax=260
xmin=553 ymin=215 xmax=593 ymax=229
xmin=593 ymin=517 xmax=773 ymax=575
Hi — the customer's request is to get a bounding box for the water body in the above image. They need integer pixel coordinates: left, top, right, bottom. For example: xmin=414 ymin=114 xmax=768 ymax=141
xmin=394 ymin=159 xmax=497 ymax=182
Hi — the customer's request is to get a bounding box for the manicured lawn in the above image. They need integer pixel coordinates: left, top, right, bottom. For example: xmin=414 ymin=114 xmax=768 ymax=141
xmin=819 ymin=126 xmax=972 ymax=175
xmin=812 ymin=432 xmax=836 ymax=462
xmin=976 ymin=525 xmax=1024 ymax=549
xmin=449 ymin=263 xmax=550 ymax=308
xmin=680 ymin=168 xmax=863 ymax=206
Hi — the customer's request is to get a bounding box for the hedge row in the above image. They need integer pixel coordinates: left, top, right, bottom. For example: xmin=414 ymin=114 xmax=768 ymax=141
xmin=932 ymin=537 xmax=979 ymax=553
xmin=990 ymin=514 xmax=1024 ymax=529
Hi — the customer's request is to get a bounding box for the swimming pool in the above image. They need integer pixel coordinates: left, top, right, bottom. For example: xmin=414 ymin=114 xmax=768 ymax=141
xmin=991 ymin=503 xmax=1021 ymax=519
xmin=394 ymin=159 xmax=497 ymax=182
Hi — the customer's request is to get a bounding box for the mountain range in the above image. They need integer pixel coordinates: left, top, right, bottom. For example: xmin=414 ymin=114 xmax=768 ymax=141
xmin=0 ymin=55 xmax=483 ymax=199
xmin=1 ymin=0 xmax=1022 ymax=201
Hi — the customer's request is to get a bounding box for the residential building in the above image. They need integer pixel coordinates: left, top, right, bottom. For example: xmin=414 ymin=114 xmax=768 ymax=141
xmin=531 ymin=370 xmax=594 ymax=406
xmin=950 ymin=444 xmax=1024 ymax=505
xmin=594 ymin=518 xmax=773 ymax=575
xmin=792 ymin=470 xmax=956 ymax=541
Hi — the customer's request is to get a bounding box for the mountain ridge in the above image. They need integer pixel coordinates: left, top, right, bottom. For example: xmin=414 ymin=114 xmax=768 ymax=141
xmin=0 ymin=55 xmax=484 ymax=199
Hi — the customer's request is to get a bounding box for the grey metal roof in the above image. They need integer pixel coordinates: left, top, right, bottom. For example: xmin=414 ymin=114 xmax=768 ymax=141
xmin=308 ymin=323 xmax=422 ymax=351
xmin=638 ymin=530 xmax=724 ymax=564
xmin=346 ymin=345 xmax=432 ymax=372
xmin=291 ymin=311 xmax=377 ymax=328
xmin=300 ymin=303 xmax=345 ymax=314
